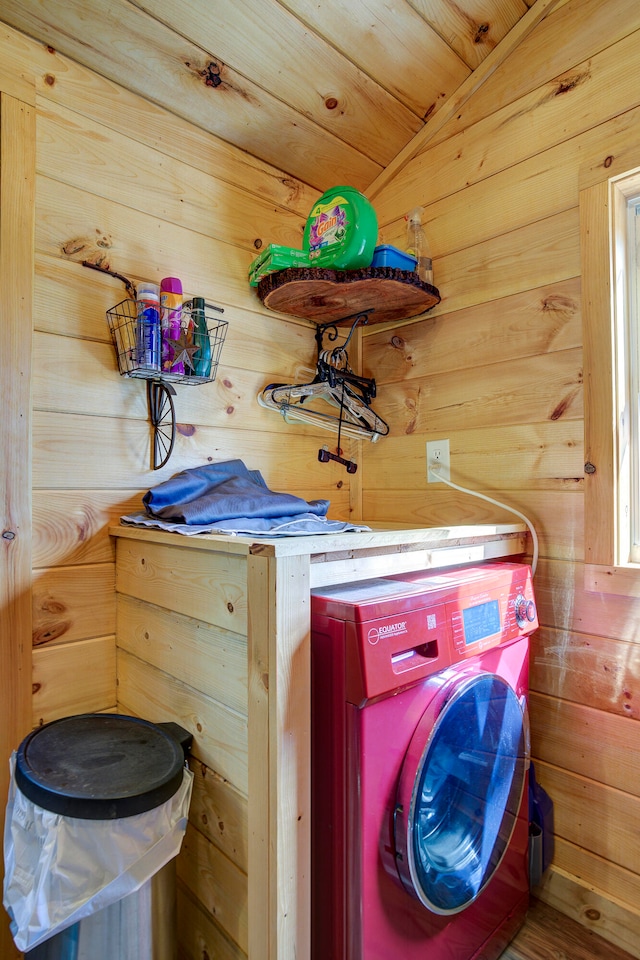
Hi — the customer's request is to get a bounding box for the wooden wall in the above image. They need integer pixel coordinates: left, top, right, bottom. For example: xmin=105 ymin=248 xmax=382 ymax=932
xmin=364 ymin=0 xmax=640 ymax=953
xmin=17 ymin=25 xmax=356 ymax=720
xmin=115 ymin=536 xmax=251 ymax=959
xmin=0 ymin=75 xmax=36 ymax=960
xmin=5 ymin=0 xmax=640 ymax=956
xmin=0 ymin=19 xmax=356 ymax=958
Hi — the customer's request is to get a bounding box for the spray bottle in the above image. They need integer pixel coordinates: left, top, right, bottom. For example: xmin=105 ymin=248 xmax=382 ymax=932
xmin=405 ymin=207 xmax=433 ymax=286
xmin=135 ymin=281 xmax=160 ymax=371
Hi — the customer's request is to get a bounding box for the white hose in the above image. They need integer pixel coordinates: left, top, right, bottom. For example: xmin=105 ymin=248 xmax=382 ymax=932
xmin=429 ymin=462 xmax=539 ymax=575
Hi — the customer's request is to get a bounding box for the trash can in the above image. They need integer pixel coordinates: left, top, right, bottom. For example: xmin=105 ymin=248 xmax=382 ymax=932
xmin=3 ymin=713 xmax=194 ymax=959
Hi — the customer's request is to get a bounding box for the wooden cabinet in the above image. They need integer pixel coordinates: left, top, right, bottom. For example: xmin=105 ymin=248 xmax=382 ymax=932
xmin=111 ymin=522 xmax=527 ymax=960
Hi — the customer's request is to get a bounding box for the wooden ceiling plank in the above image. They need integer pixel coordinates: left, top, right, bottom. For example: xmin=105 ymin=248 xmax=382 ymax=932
xmin=0 ymin=0 xmax=382 ymax=190
xmin=443 ymin=0 xmax=624 ymax=140
xmin=277 ymin=0 xmax=470 ymax=120
xmin=405 ymin=0 xmax=529 ymax=70
xmin=20 ymin=32 xmax=319 ymax=217
xmin=127 ymin=0 xmax=422 ymax=164
xmin=365 ymin=0 xmax=567 ymax=200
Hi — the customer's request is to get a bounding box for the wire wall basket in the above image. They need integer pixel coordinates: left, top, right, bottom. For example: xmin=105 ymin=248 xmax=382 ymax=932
xmin=107 ymin=297 xmax=228 ymax=384
xmin=106 ymin=296 xmax=228 ymax=470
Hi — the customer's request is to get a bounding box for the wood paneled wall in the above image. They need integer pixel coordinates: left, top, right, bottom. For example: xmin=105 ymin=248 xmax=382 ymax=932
xmin=0 ymin=81 xmax=36 ymax=960
xmin=0 ymin=20 xmax=354 ymax=958
xmin=115 ymin=537 xmax=250 ymax=958
xmin=21 ymin=25 xmax=353 ymax=726
xmin=4 ymin=0 xmax=640 ymax=956
xmin=365 ymin=0 xmax=640 ymax=953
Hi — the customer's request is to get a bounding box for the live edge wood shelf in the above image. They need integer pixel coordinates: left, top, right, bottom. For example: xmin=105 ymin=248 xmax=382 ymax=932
xmin=110 ymin=522 xmax=526 ymax=960
xmin=256 ymin=266 xmax=441 ymax=324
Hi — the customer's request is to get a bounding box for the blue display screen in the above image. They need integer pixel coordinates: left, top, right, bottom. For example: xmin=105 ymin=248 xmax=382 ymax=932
xmin=462 ymin=599 xmax=501 ymax=645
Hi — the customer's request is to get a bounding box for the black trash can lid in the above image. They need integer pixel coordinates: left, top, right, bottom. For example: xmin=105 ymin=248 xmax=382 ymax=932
xmin=15 ymin=714 xmax=192 ymax=820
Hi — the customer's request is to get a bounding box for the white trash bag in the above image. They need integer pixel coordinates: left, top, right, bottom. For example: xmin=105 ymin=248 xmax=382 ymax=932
xmin=3 ymin=754 xmax=193 ymax=953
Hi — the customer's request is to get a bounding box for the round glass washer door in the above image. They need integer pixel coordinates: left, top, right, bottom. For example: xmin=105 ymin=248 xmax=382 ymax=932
xmin=394 ymin=672 xmax=528 ymax=916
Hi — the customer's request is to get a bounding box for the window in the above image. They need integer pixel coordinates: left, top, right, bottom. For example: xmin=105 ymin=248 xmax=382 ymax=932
xmin=582 ymin=167 xmax=640 ymax=595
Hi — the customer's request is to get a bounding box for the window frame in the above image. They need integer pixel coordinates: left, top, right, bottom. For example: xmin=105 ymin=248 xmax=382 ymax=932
xmin=627 ymin=197 xmax=640 ymax=563
xmin=582 ymin=167 xmax=640 ymax=596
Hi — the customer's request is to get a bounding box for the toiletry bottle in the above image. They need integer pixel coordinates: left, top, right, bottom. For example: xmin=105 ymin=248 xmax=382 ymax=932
xmin=405 ymin=207 xmax=433 ymax=285
xmin=191 ymin=298 xmax=212 ymax=378
xmin=160 ymin=277 xmax=183 ymax=373
xmin=136 ymin=281 xmax=160 ymax=370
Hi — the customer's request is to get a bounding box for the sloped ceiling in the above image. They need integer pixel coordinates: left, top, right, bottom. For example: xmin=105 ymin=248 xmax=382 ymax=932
xmin=2 ymin=0 xmax=562 ymax=192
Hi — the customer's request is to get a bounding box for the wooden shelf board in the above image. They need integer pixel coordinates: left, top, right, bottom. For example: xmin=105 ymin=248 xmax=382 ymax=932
xmin=256 ymin=267 xmax=440 ymax=325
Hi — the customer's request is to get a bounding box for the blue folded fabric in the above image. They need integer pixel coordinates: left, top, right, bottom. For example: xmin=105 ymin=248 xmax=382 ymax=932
xmin=121 ymin=511 xmax=370 ymax=537
xmin=143 ymin=460 xmax=329 ymax=525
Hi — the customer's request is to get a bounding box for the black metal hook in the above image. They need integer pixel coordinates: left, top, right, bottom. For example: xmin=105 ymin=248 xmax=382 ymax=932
xmin=318 ymin=447 xmax=357 ymax=473
xmin=314 ymin=309 xmax=374 ymax=357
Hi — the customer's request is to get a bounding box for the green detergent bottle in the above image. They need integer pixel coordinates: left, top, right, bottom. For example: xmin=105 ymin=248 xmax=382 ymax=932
xmin=248 ymin=185 xmax=378 ymax=285
xmin=303 ymin=185 xmax=378 ymax=269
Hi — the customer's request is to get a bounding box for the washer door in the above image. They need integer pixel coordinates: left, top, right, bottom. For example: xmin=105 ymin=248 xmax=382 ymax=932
xmin=394 ymin=672 xmax=528 ymax=916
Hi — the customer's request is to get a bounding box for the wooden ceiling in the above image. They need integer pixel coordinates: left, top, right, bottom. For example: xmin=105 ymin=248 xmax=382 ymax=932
xmin=2 ymin=0 xmax=559 ymax=192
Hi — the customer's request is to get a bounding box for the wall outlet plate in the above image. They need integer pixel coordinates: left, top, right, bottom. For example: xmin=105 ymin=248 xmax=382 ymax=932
xmin=426 ymin=439 xmax=450 ymax=483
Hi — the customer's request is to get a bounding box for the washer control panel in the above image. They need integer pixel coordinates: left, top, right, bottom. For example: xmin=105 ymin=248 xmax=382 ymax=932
xmin=446 ymin=568 xmax=537 ymax=656
xmin=312 ymin=562 xmax=538 ymax=700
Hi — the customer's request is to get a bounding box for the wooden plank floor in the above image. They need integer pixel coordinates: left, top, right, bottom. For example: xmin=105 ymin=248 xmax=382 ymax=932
xmin=502 ymin=899 xmax=636 ymax=960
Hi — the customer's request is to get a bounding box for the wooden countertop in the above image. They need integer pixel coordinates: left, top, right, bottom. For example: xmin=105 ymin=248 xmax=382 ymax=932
xmin=110 ymin=521 xmax=528 ymax=583
xmin=110 ymin=521 xmax=526 ymax=552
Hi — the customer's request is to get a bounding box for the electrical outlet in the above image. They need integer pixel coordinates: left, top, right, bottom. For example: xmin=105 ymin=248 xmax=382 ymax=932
xmin=426 ymin=439 xmax=450 ymax=483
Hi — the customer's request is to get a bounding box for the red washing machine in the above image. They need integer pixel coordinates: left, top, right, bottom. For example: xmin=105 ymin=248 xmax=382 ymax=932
xmin=311 ymin=561 xmax=537 ymax=960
